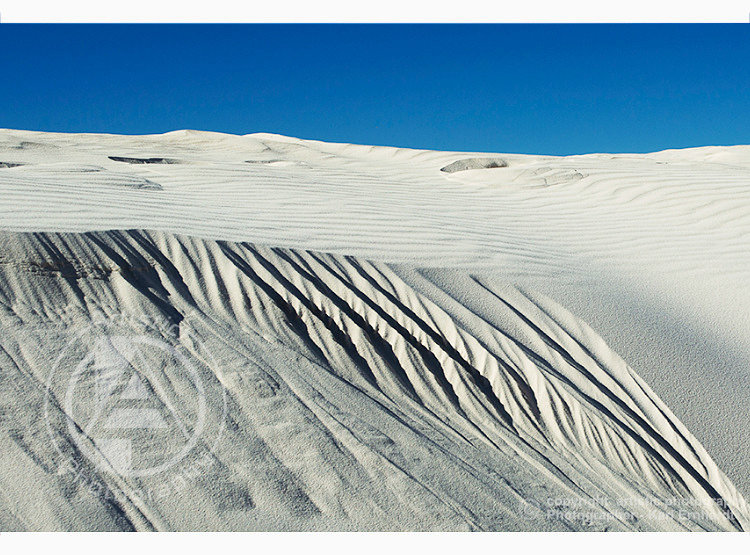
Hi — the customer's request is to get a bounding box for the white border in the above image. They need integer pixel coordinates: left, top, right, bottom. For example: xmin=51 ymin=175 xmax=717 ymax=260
xmin=0 ymin=0 xmax=748 ymax=23
xmin=0 ymin=531 xmax=748 ymax=552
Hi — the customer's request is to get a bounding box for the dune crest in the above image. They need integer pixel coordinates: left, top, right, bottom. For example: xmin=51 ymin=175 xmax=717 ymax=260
xmin=0 ymin=129 xmax=748 ymax=531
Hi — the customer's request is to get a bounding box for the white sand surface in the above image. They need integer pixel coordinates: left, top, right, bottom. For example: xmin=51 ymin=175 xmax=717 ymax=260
xmin=0 ymin=129 xmax=747 ymax=531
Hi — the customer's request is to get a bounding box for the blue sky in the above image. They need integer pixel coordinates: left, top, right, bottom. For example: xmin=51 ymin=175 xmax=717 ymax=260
xmin=0 ymin=24 xmax=747 ymax=155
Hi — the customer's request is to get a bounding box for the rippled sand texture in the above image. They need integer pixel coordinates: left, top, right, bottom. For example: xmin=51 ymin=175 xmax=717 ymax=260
xmin=0 ymin=129 xmax=748 ymax=530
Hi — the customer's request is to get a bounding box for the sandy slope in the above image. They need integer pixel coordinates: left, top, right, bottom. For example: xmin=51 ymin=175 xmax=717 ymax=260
xmin=0 ymin=129 xmax=748 ymax=531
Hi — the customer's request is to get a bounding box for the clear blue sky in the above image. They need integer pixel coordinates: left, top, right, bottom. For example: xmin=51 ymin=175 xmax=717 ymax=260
xmin=0 ymin=24 xmax=747 ymax=155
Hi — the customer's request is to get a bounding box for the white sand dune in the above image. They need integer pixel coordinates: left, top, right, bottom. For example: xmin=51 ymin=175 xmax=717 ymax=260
xmin=0 ymin=129 xmax=747 ymax=531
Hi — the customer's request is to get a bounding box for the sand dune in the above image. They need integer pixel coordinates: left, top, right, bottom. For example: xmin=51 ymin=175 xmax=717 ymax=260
xmin=0 ymin=129 xmax=748 ymax=531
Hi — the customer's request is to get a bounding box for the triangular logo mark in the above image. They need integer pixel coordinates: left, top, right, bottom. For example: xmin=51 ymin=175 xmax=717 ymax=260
xmin=120 ymin=373 xmax=149 ymax=400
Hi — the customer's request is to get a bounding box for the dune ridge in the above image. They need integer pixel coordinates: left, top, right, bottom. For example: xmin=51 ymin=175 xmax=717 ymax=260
xmin=0 ymin=129 xmax=748 ymax=531
xmin=0 ymin=230 xmax=747 ymax=531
